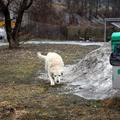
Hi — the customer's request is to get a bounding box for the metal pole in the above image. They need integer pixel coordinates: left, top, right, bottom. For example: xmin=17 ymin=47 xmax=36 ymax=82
xmin=104 ymin=19 xmax=106 ymax=42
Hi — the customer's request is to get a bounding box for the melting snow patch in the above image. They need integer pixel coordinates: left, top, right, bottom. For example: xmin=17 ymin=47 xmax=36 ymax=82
xmin=64 ymin=42 xmax=117 ymax=100
xmin=25 ymin=40 xmax=104 ymax=46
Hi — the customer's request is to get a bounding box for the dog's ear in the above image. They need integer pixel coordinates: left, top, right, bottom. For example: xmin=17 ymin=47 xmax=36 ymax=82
xmin=51 ymin=73 xmax=54 ymax=80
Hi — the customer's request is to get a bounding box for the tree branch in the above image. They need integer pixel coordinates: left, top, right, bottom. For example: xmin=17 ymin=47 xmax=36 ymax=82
xmin=7 ymin=0 xmax=10 ymax=7
xmin=25 ymin=0 xmax=33 ymax=10
xmin=0 ymin=0 xmax=6 ymax=10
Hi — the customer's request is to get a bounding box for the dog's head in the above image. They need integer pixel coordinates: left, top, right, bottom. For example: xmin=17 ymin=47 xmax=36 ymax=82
xmin=51 ymin=71 xmax=63 ymax=84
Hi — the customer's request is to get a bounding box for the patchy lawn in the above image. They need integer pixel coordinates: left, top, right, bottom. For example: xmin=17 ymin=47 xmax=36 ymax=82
xmin=0 ymin=44 xmax=119 ymax=120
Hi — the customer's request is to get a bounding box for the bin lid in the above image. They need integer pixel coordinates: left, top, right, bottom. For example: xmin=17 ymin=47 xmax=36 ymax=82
xmin=112 ymin=32 xmax=120 ymax=41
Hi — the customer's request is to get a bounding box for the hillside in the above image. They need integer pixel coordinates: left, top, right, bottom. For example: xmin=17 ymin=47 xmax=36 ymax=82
xmin=22 ymin=0 xmax=120 ymax=41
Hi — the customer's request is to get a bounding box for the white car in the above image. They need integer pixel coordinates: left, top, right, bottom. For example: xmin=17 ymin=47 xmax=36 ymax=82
xmin=0 ymin=27 xmax=7 ymax=42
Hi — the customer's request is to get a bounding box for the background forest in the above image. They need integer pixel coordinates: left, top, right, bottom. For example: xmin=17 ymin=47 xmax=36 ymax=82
xmin=24 ymin=0 xmax=120 ymax=41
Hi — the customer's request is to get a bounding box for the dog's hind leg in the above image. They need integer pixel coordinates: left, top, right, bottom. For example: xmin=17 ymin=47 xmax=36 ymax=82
xmin=48 ymin=71 xmax=55 ymax=86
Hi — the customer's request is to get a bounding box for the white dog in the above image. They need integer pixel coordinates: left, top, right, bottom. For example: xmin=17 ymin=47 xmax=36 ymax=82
xmin=37 ymin=52 xmax=64 ymax=86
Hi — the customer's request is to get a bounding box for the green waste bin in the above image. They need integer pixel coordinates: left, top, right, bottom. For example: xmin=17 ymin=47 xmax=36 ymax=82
xmin=111 ymin=32 xmax=120 ymax=52
xmin=111 ymin=32 xmax=120 ymax=89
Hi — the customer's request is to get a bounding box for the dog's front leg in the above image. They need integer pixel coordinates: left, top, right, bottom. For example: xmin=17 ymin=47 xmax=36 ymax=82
xmin=48 ymin=71 xmax=55 ymax=86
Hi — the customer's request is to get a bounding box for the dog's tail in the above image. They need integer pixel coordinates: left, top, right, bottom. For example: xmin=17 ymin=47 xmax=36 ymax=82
xmin=37 ymin=52 xmax=47 ymax=60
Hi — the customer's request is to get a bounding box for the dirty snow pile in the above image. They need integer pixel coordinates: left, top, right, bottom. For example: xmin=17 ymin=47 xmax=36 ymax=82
xmin=0 ymin=28 xmax=7 ymax=40
xmin=64 ymin=43 xmax=117 ymax=100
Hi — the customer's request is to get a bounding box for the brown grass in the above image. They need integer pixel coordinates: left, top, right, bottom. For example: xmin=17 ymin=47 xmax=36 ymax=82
xmin=0 ymin=44 xmax=119 ymax=120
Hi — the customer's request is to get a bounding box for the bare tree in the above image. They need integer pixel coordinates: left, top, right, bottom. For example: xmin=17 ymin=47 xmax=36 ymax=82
xmin=0 ymin=0 xmax=33 ymax=49
xmin=30 ymin=0 xmax=53 ymax=23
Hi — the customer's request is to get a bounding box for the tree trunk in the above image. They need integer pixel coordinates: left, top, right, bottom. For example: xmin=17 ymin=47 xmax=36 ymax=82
xmin=3 ymin=6 xmax=19 ymax=49
xmin=12 ymin=9 xmax=24 ymax=42
xmin=12 ymin=0 xmax=33 ymax=45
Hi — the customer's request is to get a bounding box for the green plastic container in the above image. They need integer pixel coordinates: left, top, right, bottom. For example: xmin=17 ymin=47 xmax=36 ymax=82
xmin=111 ymin=32 xmax=120 ymax=89
xmin=112 ymin=67 xmax=120 ymax=89
xmin=111 ymin=32 xmax=120 ymax=52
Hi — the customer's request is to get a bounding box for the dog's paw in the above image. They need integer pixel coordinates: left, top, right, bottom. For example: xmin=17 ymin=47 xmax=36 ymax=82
xmin=37 ymin=52 xmax=41 ymax=56
xmin=50 ymin=82 xmax=55 ymax=86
